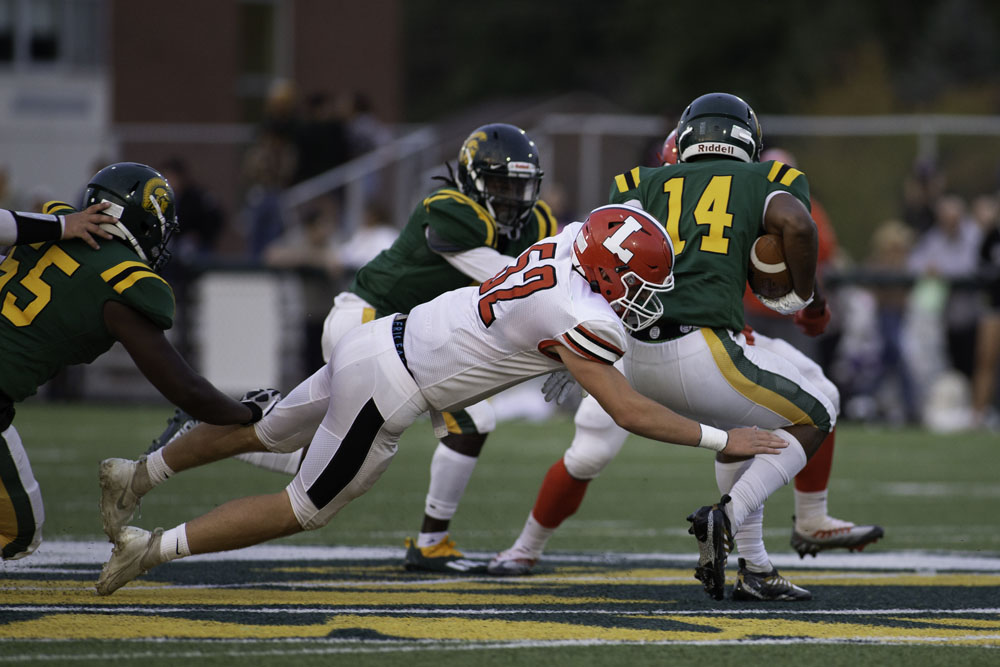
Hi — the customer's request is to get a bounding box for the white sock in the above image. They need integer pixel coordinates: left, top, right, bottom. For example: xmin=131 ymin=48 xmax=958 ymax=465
xmin=715 ymin=459 xmax=770 ymax=571
xmin=725 ymin=429 xmax=807 ymax=530
xmin=424 ymin=443 xmax=479 ymax=520
xmin=417 ymin=531 xmax=449 ymax=549
xmin=732 ymin=506 xmax=770 ymax=572
xmin=145 ymin=449 xmax=175 ymax=486
xmin=234 ymin=450 xmax=303 ymax=476
xmin=158 ymin=523 xmax=190 ymax=563
xmin=512 ymin=514 xmax=555 ymax=557
xmin=714 ymin=458 xmax=753 ymax=495
xmin=794 ymin=489 xmax=829 ymax=525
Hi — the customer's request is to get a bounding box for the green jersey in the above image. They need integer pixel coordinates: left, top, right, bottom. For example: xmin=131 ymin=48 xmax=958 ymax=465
xmin=0 ymin=202 xmax=174 ymax=401
xmin=609 ymin=159 xmax=810 ymax=334
xmin=351 ymin=187 xmax=558 ymax=316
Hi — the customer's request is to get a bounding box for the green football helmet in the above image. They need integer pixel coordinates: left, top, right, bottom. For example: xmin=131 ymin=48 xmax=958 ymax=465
xmin=457 ymin=123 xmax=543 ymax=239
xmin=84 ymin=162 xmax=178 ymax=272
xmin=675 ymin=93 xmax=762 ymax=164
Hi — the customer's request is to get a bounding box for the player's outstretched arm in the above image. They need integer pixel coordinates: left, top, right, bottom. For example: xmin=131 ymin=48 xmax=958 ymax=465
xmin=553 ymin=345 xmax=787 ymax=456
xmin=103 ymin=300 xmax=258 ymax=426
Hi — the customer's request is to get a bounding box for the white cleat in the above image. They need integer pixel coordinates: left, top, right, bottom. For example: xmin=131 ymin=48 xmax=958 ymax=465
xmin=96 ymin=526 xmax=162 ymax=596
xmin=487 ymin=546 xmax=539 ymax=576
xmin=99 ymin=458 xmax=141 ymax=540
xmin=791 ymin=514 xmax=884 ymax=558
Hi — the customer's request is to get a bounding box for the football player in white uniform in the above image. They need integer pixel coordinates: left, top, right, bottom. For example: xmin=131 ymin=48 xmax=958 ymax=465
xmin=95 ymin=204 xmax=787 ymax=595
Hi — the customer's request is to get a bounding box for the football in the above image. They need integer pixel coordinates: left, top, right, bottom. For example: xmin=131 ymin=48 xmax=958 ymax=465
xmin=748 ymin=234 xmax=792 ymax=299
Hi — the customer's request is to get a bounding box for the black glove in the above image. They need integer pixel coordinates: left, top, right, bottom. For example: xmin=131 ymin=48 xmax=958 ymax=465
xmin=239 ymin=388 xmax=283 ymax=424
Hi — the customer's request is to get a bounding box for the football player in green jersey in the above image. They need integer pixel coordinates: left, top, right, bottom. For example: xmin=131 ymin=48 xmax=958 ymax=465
xmin=0 ymin=162 xmax=267 ymax=561
xmin=169 ymin=123 xmax=558 ymax=573
xmin=491 ymin=93 xmax=851 ymax=601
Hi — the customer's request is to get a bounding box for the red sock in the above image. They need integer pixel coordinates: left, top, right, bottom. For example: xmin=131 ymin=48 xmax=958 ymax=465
xmin=531 ymin=458 xmax=590 ymax=529
xmin=794 ymin=428 xmax=835 ymax=492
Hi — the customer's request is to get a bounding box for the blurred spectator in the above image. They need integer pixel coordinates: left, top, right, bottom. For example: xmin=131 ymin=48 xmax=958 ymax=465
xmin=908 ymin=194 xmax=983 ymax=379
xmin=294 ymin=91 xmax=350 ymax=184
xmin=336 ymin=91 xmax=392 ymax=200
xmin=901 ymin=159 xmax=946 ymax=235
xmin=336 ymin=202 xmax=397 ymax=276
xmin=844 ymin=220 xmax=920 ymax=423
xmin=160 ymin=157 xmax=226 ymax=358
xmin=261 ymin=78 xmax=301 ymax=144
xmin=971 ymin=192 xmax=1000 ymax=233
xmin=973 ymin=196 xmax=1000 ymax=428
xmin=241 ymin=126 xmax=297 ymax=261
xmin=162 ymin=157 xmax=225 ymax=260
xmin=240 ymin=80 xmax=303 ymax=260
xmin=263 ymin=198 xmax=341 ymax=373
xmin=341 ymin=91 xmax=392 ymax=158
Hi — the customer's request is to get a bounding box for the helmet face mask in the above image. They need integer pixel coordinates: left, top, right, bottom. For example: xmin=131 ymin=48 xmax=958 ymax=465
xmin=84 ymin=162 xmax=178 ymax=272
xmin=458 ymin=123 xmax=543 ymax=239
xmin=572 ymin=204 xmax=675 ymax=332
xmin=675 ymin=92 xmax=762 ymax=164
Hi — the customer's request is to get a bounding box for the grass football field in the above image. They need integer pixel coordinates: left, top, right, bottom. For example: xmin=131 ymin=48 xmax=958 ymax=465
xmin=2 ymin=401 xmax=999 ymax=666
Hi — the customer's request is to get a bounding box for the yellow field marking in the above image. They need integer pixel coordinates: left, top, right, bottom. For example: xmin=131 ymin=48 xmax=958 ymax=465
xmin=3 ymin=612 xmax=999 ymax=645
xmin=0 ymin=581 xmax=660 ymax=607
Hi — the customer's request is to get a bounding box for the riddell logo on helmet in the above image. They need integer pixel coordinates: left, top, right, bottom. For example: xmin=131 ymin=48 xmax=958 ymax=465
xmin=698 ymin=144 xmax=735 ymax=155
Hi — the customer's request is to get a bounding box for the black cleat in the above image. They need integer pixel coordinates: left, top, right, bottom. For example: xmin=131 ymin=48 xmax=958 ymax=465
xmin=686 ymin=494 xmax=734 ymax=601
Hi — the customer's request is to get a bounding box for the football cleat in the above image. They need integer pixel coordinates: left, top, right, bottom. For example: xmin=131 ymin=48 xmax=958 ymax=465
xmin=96 ymin=526 xmax=162 ymax=596
xmin=686 ymin=494 xmax=734 ymax=601
xmin=146 ymin=407 xmax=197 ymax=455
xmin=99 ymin=458 xmax=141 ymax=540
xmin=732 ymin=558 xmax=812 ymax=601
xmin=487 ymin=546 xmax=539 ymax=576
xmin=791 ymin=515 xmax=885 ymax=558
xmin=403 ymin=536 xmax=488 ymax=574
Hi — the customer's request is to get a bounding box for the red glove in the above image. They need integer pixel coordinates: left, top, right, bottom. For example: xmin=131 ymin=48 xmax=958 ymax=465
xmin=794 ymin=303 xmax=832 ymax=336
xmin=740 ymin=324 xmax=756 ymax=346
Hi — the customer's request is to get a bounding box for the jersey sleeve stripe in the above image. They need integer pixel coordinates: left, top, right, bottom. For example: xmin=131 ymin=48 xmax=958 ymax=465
xmin=109 ymin=270 xmax=169 ymax=295
xmin=561 ymin=325 xmax=623 ymax=364
xmin=767 ymin=161 xmax=803 ymax=186
xmin=779 ymin=167 xmax=803 ymax=186
xmin=423 ymin=189 xmax=498 ymax=248
xmin=614 ymin=167 xmax=642 ymax=193
xmin=101 ymin=261 xmax=151 ymax=282
xmin=767 ymin=161 xmax=788 ymax=183
xmin=101 ymin=261 xmax=169 ymax=293
xmin=614 ymin=173 xmax=630 ymax=193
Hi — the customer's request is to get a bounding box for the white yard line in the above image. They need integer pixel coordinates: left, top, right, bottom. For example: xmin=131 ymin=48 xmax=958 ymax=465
xmin=3 ymin=540 xmax=999 ymax=572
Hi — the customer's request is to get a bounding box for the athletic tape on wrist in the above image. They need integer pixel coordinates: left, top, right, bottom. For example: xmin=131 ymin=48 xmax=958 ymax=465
xmin=698 ymin=424 xmax=728 ymax=452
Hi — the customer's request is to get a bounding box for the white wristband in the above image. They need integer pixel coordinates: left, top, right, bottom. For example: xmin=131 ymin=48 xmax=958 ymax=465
xmin=698 ymin=424 xmax=728 ymax=452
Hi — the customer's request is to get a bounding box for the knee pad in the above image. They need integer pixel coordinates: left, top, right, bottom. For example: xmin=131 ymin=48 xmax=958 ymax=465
xmin=563 ymin=398 xmax=628 ymax=480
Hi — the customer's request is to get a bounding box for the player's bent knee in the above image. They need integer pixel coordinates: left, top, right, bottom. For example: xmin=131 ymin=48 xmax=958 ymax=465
xmin=564 ymin=440 xmax=623 ymax=479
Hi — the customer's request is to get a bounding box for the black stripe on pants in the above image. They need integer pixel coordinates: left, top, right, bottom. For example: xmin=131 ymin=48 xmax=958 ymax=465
xmin=305 ymin=398 xmax=385 ymax=510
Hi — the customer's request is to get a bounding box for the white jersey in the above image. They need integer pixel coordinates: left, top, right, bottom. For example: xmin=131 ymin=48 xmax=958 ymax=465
xmin=404 ymin=222 xmax=627 ymax=412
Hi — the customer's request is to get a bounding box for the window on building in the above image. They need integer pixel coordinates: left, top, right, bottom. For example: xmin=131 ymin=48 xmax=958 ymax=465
xmin=0 ymin=0 xmax=106 ymax=70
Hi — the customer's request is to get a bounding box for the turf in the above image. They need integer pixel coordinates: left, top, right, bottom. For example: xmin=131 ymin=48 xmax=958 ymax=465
xmin=14 ymin=401 xmax=998 ymax=554
xmin=3 ymin=401 xmax=998 ymax=666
